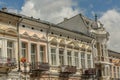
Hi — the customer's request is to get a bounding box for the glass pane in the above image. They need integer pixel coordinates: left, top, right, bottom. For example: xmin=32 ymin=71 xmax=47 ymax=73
xmin=59 ymin=49 xmax=64 ymax=65
xmin=51 ymin=48 xmax=56 ymax=65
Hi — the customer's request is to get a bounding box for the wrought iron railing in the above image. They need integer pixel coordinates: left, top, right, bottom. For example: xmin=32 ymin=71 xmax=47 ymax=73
xmin=30 ymin=62 xmax=50 ymax=71
xmin=82 ymin=68 xmax=96 ymax=75
xmin=0 ymin=57 xmax=16 ymax=67
xmin=60 ymin=65 xmax=77 ymax=74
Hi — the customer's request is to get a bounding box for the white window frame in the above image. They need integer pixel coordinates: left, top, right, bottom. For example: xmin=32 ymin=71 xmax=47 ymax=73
xmin=39 ymin=45 xmax=45 ymax=62
xmin=87 ymin=54 xmax=92 ymax=68
xmin=7 ymin=40 xmax=14 ymax=59
xmin=21 ymin=42 xmax=27 ymax=58
xmin=51 ymin=47 xmax=57 ymax=65
xmin=67 ymin=50 xmax=72 ymax=66
xmin=74 ymin=51 xmax=79 ymax=68
xmin=59 ymin=48 xmax=64 ymax=65
xmin=81 ymin=52 xmax=85 ymax=68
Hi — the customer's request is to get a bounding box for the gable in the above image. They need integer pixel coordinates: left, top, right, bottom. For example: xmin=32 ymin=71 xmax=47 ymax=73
xmin=58 ymin=14 xmax=89 ymax=35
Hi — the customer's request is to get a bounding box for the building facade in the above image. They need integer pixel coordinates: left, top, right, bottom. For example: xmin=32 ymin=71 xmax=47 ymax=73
xmin=0 ymin=9 xmax=119 ymax=80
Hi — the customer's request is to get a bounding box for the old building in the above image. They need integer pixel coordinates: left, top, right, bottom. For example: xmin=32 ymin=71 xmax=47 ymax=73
xmin=108 ymin=50 xmax=120 ymax=80
xmin=0 ymin=8 xmax=118 ymax=80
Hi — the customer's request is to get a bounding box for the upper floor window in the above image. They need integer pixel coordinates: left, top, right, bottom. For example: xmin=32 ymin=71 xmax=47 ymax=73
xmin=114 ymin=67 xmax=116 ymax=78
xmin=74 ymin=52 xmax=79 ymax=68
xmin=67 ymin=50 xmax=72 ymax=66
xmin=81 ymin=52 xmax=85 ymax=68
xmin=21 ymin=42 xmax=27 ymax=58
xmin=87 ymin=54 xmax=91 ymax=68
xmin=40 ymin=45 xmax=45 ymax=62
xmin=31 ymin=44 xmax=36 ymax=63
xmin=51 ymin=47 xmax=56 ymax=65
xmin=7 ymin=41 xmax=14 ymax=58
xmin=59 ymin=48 xmax=64 ymax=65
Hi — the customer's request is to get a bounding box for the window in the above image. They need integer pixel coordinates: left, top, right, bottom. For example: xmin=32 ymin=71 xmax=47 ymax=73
xmin=67 ymin=50 xmax=72 ymax=66
xmin=51 ymin=47 xmax=56 ymax=65
xmin=114 ymin=67 xmax=116 ymax=79
xmin=74 ymin=52 xmax=79 ymax=68
xmin=40 ymin=46 xmax=45 ymax=62
xmin=81 ymin=52 xmax=85 ymax=68
xmin=31 ymin=44 xmax=36 ymax=63
xmin=117 ymin=67 xmax=119 ymax=79
xmin=87 ymin=54 xmax=91 ymax=68
xmin=59 ymin=48 xmax=64 ymax=65
xmin=21 ymin=42 xmax=27 ymax=58
xmin=7 ymin=41 xmax=14 ymax=58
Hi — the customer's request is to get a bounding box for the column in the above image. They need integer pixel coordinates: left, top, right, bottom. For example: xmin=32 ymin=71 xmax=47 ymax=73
xmin=56 ymin=43 xmax=59 ymax=66
xmin=79 ymin=51 xmax=81 ymax=69
xmin=48 ymin=43 xmax=51 ymax=65
xmin=85 ymin=51 xmax=87 ymax=68
xmin=64 ymin=45 xmax=67 ymax=65
xmin=28 ymin=41 xmax=31 ymax=62
xmin=37 ymin=44 xmax=39 ymax=62
xmin=71 ymin=48 xmax=74 ymax=66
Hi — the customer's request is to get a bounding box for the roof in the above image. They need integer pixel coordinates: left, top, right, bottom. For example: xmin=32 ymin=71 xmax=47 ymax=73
xmin=57 ymin=14 xmax=91 ymax=36
xmin=108 ymin=49 xmax=120 ymax=58
xmin=0 ymin=10 xmax=94 ymax=39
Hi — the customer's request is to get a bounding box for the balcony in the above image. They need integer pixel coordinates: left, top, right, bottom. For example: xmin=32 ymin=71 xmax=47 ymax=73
xmin=82 ymin=68 xmax=96 ymax=75
xmin=60 ymin=65 xmax=77 ymax=74
xmin=30 ymin=62 xmax=50 ymax=71
xmin=81 ymin=68 xmax=96 ymax=79
xmin=0 ymin=57 xmax=16 ymax=68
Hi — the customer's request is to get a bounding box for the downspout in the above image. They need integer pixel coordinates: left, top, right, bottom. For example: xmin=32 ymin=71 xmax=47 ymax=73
xmin=17 ymin=17 xmax=23 ymax=72
xmin=47 ymin=23 xmax=51 ymax=80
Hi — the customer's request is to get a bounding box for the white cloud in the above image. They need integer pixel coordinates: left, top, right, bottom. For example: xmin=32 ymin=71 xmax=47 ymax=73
xmin=100 ymin=9 xmax=120 ymax=52
xmin=20 ymin=0 xmax=82 ymax=23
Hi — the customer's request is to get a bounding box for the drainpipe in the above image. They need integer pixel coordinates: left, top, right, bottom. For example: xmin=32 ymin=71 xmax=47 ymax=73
xmin=17 ymin=17 xmax=23 ymax=80
xmin=47 ymin=23 xmax=51 ymax=80
xmin=17 ymin=17 xmax=23 ymax=72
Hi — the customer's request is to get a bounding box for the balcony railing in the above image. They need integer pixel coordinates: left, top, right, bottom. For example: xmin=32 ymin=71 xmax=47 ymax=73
xmin=82 ymin=68 xmax=96 ymax=75
xmin=0 ymin=57 xmax=16 ymax=68
xmin=94 ymin=56 xmax=109 ymax=62
xmin=30 ymin=62 xmax=50 ymax=71
xmin=81 ymin=68 xmax=96 ymax=79
xmin=60 ymin=65 xmax=77 ymax=74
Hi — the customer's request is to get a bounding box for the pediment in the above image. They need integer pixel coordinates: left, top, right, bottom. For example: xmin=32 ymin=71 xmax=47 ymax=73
xmin=50 ymin=38 xmax=58 ymax=43
xmin=31 ymin=34 xmax=40 ymax=39
xmin=22 ymin=32 xmax=30 ymax=37
xmin=41 ymin=35 xmax=46 ymax=40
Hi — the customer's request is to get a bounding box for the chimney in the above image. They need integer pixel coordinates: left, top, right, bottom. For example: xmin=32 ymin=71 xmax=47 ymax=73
xmin=64 ymin=18 xmax=68 ymax=21
xmin=1 ymin=7 xmax=7 ymax=12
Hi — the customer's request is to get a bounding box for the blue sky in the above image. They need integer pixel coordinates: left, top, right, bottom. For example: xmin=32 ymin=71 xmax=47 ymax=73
xmin=0 ymin=0 xmax=120 ymax=52
xmin=0 ymin=0 xmax=24 ymax=10
xmin=0 ymin=0 xmax=119 ymax=18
